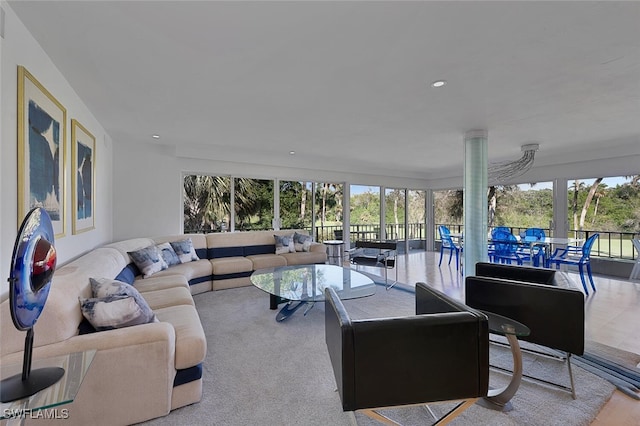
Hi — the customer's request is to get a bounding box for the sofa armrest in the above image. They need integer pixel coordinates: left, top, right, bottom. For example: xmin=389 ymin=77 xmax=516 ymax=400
xmin=1 ymin=321 xmax=177 ymax=425
xmin=1 ymin=321 xmax=176 ymax=364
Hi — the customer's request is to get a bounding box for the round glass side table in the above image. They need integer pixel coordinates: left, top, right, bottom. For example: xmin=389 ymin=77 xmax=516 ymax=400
xmin=479 ymin=310 xmax=530 ymax=412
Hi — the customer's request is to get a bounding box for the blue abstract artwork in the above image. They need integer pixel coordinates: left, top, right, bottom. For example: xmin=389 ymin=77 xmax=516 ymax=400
xmin=76 ymin=141 xmax=93 ymax=219
xmin=28 ymin=100 xmax=60 ymax=221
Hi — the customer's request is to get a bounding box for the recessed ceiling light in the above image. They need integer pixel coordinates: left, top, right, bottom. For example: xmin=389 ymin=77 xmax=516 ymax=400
xmin=289 ymin=151 xmax=296 ymax=155
xmin=431 ymin=80 xmax=447 ymax=88
xmin=152 ymin=134 xmax=160 ymax=139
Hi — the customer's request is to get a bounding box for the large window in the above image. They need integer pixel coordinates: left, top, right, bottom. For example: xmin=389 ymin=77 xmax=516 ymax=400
xmin=280 ymin=180 xmax=312 ymax=230
xmin=350 ymin=185 xmax=380 ymax=245
xmin=384 ymin=188 xmax=405 ymax=241
xmin=489 ymin=183 xmax=553 ymax=236
xmin=314 ymin=182 xmax=343 ymax=242
xmin=234 ymin=178 xmax=273 ymax=231
xmin=567 ymin=175 xmax=640 ymax=259
xmin=183 ymin=175 xmax=273 ymax=232
xmin=434 ymin=189 xmax=463 ymax=234
xmin=407 ymin=189 xmax=427 ymax=250
xmin=183 ymin=175 xmax=230 ymax=233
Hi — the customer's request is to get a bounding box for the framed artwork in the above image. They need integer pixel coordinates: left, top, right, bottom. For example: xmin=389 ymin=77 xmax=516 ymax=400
xmin=17 ymin=66 xmax=67 ymax=238
xmin=71 ymin=119 xmax=96 ymax=234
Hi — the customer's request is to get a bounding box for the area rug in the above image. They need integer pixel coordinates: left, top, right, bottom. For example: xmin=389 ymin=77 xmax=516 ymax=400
xmin=142 ymin=282 xmax=616 ymax=426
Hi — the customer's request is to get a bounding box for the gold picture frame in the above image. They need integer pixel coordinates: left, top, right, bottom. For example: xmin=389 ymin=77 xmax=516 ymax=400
xmin=17 ymin=66 xmax=67 ymax=238
xmin=71 ymin=119 xmax=96 ymax=234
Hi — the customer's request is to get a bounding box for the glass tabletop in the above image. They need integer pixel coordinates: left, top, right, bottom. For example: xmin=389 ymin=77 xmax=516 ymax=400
xmin=1 ymin=350 xmax=96 ymax=420
xmin=251 ymin=264 xmax=376 ymax=302
xmin=480 ymin=310 xmax=530 ymax=337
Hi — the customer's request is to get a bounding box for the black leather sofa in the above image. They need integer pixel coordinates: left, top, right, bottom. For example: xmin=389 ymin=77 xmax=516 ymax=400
xmin=465 ymin=262 xmax=585 ymax=398
xmin=324 ymin=282 xmax=489 ymax=423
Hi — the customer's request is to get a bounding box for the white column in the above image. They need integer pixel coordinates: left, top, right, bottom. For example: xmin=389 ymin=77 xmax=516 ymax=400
xmin=426 ymin=189 xmax=435 ymax=251
xmin=342 ymin=183 xmax=350 ymax=248
xmin=553 ymin=178 xmax=568 ymax=238
xmin=272 ymin=178 xmax=280 ymax=230
xmin=463 ymin=130 xmax=489 ymax=277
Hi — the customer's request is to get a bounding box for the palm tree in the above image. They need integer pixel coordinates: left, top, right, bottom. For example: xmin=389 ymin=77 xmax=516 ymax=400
xmin=183 ymin=175 xmax=257 ymax=232
xmin=591 ymin=182 xmax=607 ymax=224
xmin=579 ymin=178 xmax=603 ymax=230
xmin=569 ymin=180 xmax=586 ymax=231
xmin=183 ymin=175 xmax=230 ymax=232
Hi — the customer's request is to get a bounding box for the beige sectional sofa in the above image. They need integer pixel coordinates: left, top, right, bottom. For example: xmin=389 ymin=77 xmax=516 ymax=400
xmin=0 ymin=229 xmax=326 ymax=425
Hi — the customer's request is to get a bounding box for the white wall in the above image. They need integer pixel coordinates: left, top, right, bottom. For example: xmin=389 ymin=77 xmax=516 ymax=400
xmin=0 ymin=2 xmax=113 ymax=298
xmin=111 ymin=140 xmax=432 ymax=241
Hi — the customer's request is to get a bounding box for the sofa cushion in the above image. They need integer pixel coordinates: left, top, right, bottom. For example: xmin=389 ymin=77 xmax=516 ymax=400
xmin=171 ymin=238 xmax=200 ymax=263
xmin=79 ymin=295 xmax=157 ymax=331
xmin=154 ymin=305 xmax=207 ymax=369
xmin=156 ymin=242 xmax=182 ymax=267
xmin=274 ymin=234 xmax=295 ymax=254
xmin=247 ymin=254 xmax=287 ymax=270
xmin=211 ymin=257 xmax=253 ymax=275
xmin=140 ymin=287 xmax=195 ymax=310
xmin=280 ymin=251 xmax=328 ymax=265
xmin=151 ymin=259 xmax=212 ymax=283
xmin=133 ymin=275 xmax=190 ymax=293
xmin=128 ymin=245 xmax=168 ymax=278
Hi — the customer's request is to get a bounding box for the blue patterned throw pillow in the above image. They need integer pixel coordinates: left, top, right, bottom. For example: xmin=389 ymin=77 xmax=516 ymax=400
xmin=156 ymin=242 xmax=181 ymax=267
xmin=274 ymin=234 xmax=295 ymax=254
xmin=79 ymin=295 xmax=157 ymax=331
xmin=128 ymin=245 xmax=168 ymax=278
xmin=293 ymin=232 xmax=312 ymax=252
xmin=90 ymin=277 xmax=148 ymax=308
xmin=170 ymin=238 xmax=199 ymax=263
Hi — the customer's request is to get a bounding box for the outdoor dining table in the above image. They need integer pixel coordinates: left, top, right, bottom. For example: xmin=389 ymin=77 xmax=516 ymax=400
xmin=447 ymin=233 xmax=584 ymax=268
xmin=526 ymin=237 xmax=584 ymax=266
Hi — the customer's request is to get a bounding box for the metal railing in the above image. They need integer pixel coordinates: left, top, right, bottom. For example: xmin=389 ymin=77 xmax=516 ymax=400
xmin=313 ymin=223 xmax=427 ymax=243
xmin=188 ymin=222 xmax=638 ymax=261
xmin=435 ymin=223 xmax=639 ymax=261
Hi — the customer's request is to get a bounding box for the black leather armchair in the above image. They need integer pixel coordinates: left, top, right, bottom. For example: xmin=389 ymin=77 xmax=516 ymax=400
xmin=324 ymin=282 xmax=489 ymax=424
xmin=466 ymin=262 xmax=585 ymax=398
xmin=469 ymin=262 xmax=584 ymax=355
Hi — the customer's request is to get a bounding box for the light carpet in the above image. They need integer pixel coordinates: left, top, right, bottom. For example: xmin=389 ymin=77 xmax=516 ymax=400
xmin=142 ymin=282 xmax=616 ymax=426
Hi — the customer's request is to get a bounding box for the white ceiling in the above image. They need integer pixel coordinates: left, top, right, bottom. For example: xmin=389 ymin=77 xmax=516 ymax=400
xmin=9 ymin=1 xmax=640 ymax=181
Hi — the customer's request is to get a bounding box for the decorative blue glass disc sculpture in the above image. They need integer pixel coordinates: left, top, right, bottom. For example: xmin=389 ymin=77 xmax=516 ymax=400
xmin=0 ymin=208 xmax=65 ymax=403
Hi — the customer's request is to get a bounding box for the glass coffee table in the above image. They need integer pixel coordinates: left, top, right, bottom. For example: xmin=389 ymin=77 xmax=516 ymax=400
xmin=251 ymin=264 xmax=376 ymax=321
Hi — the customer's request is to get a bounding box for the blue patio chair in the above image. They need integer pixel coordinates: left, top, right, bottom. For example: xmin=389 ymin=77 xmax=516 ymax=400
xmin=438 ymin=225 xmax=462 ymax=271
xmin=488 ymin=227 xmax=511 ymax=262
xmin=547 ymin=233 xmax=599 ymax=295
xmin=520 ymin=228 xmax=546 ymax=266
xmin=491 ymin=229 xmax=524 ymax=265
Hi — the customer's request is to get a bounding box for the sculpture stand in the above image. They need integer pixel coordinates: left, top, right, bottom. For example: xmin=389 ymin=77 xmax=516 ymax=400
xmin=0 ymin=296 xmax=64 ymax=403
